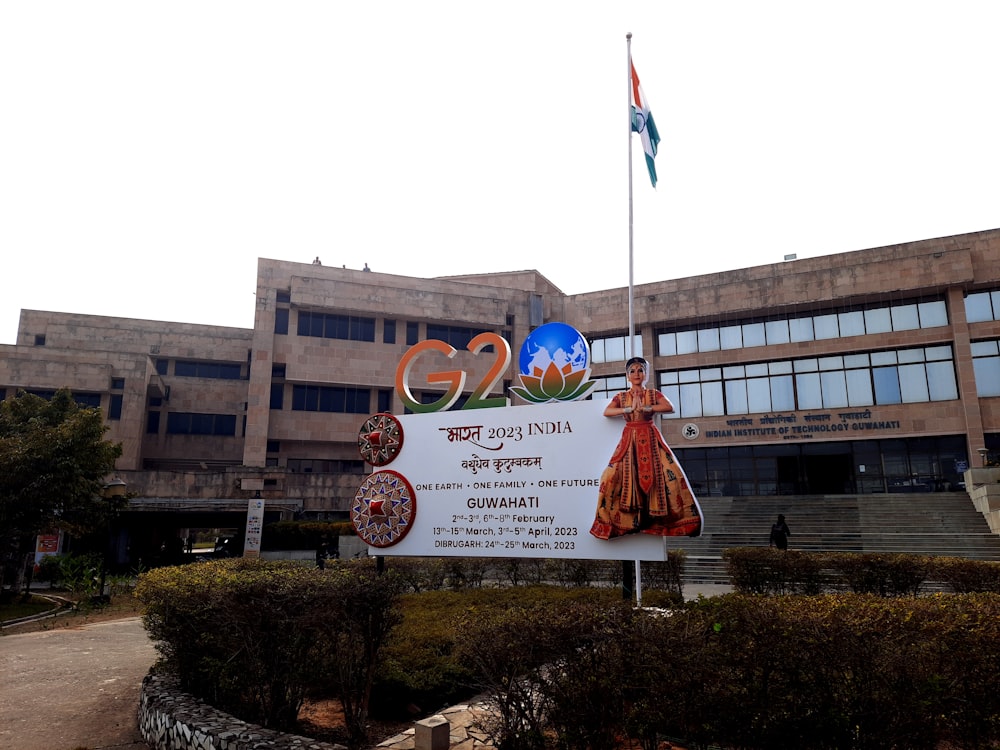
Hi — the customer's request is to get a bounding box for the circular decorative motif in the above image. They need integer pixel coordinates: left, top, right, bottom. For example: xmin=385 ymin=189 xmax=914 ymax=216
xmin=351 ymin=470 xmax=417 ymax=548
xmin=358 ymin=413 xmax=404 ymax=466
xmin=681 ymin=423 xmax=701 ymax=440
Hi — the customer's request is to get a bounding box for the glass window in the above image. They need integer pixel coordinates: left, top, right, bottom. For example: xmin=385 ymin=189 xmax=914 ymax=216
xmin=659 ymin=371 xmax=679 ymax=385
xmin=746 ymin=378 xmax=772 ymax=412
xmin=769 ymin=361 xmax=793 ymax=375
xmin=871 ymin=351 xmax=897 ymax=366
xmin=814 ymin=314 xmax=839 ymax=339
xmin=788 ymin=317 xmax=814 ymax=343
xmin=660 ymin=384 xmax=681 ymax=418
xmin=678 ymin=369 xmax=700 ymax=384
xmin=926 ymin=361 xmax=958 ymax=401
xmin=864 ymin=307 xmax=892 ymax=334
xmin=657 ymin=332 xmax=677 ymax=356
xmin=899 ymin=363 xmax=930 ymax=402
xmin=796 ymin=372 xmax=822 ymax=409
xmin=676 ymin=330 xmax=698 ymax=355
xmin=770 ymin=375 xmax=795 ymax=410
xmin=897 ymin=348 xmax=925 ymax=364
xmin=820 ymin=371 xmax=849 ymax=408
xmin=720 ymin=325 xmax=743 ymax=349
xmin=146 ymin=411 xmax=160 ymax=434
xmin=109 ymin=394 xmax=123 ymax=420
xmin=270 ymin=384 xmax=284 ymax=410
xmin=702 ymin=381 xmax=725 ymax=416
xmin=742 ymin=323 xmax=765 ymax=348
xmin=765 ymin=320 xmax=790 ymax=345
xmin=843 ymin=353 xmax=870 ymax=369
xmin=873 ymin=367 xmax=902 ymax=404
xmin=965 ymin=292 xmax=994 ymax=323
xmin=973 ymin=356 xmax=1000 ymax=397
xmin=745 ymin=363 xmax=768 ymax=377
xmin=839 ymin=311 xmax=865 ymax=337
xmin=406 ymin=321 xmax=420 ymax=345
xmin=846 ymin=369 xmax=874 ymax=406
xmin=274 ymin=308 xmax=289 ymax=335
xmin=971 ymin=340 xmax=1000 ymax=357
xmin=818 ymin=356 xmax=844 ymax=371
xmin=891 ymin=304 xmax=920 ymax=331
xmin=924 ymin=345 xmax=952 ymax=362
xmin=679 ymin=383 xmax=702 ymax=417
xmin=918 ymin=300 xmax=948 ymax=328
xmin=698 ymin=328 xmax=721 ymax=352
xmin=604 ymin=336 xmax=626 ymax=362
xmin=725 ymin=379 xmax=749 ymax=414
xmin=700 ymin=368 xmax=722 ymax=381
xmin=383 ymin=319 xmax=396 ymax=344
xmin=794 ymin=358 xmax=818 ymax=373
xmin=723 ymin=365 xmax=745 ymax=379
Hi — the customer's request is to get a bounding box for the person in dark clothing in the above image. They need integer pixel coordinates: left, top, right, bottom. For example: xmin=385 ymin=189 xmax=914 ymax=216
xmin=769 ymin=514 xmax=791 ymax=550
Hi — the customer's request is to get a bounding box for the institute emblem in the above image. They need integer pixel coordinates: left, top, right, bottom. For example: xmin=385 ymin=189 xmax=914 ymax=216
xmin=351 ymin=470 xmax=417 ymax=548
xmin=358 ymin=413 xmax=404 ymax=466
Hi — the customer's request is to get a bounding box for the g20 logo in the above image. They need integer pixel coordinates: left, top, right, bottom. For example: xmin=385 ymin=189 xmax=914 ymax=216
xmin=394 ymin=322 xmax=595 ymax=413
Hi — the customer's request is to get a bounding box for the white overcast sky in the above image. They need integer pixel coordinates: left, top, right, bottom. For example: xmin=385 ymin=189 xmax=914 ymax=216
xmin=2 ymin=1 xmax=998 ymax=345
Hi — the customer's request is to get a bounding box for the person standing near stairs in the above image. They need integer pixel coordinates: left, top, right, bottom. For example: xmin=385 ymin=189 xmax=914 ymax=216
xmin=769 ymin=514 xmax=791 ymax=550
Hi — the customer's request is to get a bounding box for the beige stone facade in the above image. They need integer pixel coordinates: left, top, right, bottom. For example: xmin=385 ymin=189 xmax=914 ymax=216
xmin=3 ymin=228 xmax=999 ymax=560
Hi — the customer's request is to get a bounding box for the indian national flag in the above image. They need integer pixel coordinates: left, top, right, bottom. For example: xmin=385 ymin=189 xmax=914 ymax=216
xmin=630 ymin=61 xmax=660 ymax=188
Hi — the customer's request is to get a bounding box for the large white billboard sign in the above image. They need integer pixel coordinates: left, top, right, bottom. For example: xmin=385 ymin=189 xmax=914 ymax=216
xmin=355 ymin=399 xmax=667 ymax=561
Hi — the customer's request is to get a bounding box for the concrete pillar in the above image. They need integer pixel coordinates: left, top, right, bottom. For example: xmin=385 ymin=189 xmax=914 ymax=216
xmin=414 ymin=714 xmax=450 ymax=750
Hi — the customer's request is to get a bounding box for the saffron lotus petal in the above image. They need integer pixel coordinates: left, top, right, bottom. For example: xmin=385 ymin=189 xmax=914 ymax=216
xmin=540 ymin=362 xmax=567 ymax=398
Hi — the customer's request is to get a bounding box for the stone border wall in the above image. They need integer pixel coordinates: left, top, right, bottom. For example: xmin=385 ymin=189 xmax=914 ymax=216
xmin=139 ymin=671 xmax=346 ymax=750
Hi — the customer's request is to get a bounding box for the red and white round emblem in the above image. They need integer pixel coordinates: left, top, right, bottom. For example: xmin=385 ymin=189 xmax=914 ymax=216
xmin=351 ymin=470 xmax=417 ymax=548
xmin=358 ymin=413 xmax=404 ymax=466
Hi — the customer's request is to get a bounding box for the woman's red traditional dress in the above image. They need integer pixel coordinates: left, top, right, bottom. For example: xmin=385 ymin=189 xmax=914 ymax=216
xmin=590 ymin=388 xmax=703 ymax=539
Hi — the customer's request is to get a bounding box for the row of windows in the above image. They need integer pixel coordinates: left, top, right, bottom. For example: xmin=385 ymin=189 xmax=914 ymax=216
xmin=966 ymin=290 xmax=1000 ymax=323
xmin=285 ymin=458 xmax=366 ymax=474
xmin=297 ymin=311 xmax=377 ymax=342
xmin=154 ymin=359 xmax=244 ymax=379
xmin=657 ymin=346 xmax=958 ymax=418
xmin=162 ymin=412 xmax=238 ymax=436
xmin=674 ymin=436 xmax=967 ymax=496
xmin=278 ymin=306 xmax=502 ymax=351
xmin=271 ymin=385 xmax=391 ymax=413
xmin=972 ymin=339 xmax=1000 ymax=398
xmin=657 ymin=299 xmax=948 ymax=356
xmin=591 ymin=334 xmax=644 ymax=364
xmin=290 ymin=385 xmax=371 ymax=414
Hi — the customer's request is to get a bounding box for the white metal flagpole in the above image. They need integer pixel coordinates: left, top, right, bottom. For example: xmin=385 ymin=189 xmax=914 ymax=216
xmin=626 ymin=32 xmax=643 ymax=608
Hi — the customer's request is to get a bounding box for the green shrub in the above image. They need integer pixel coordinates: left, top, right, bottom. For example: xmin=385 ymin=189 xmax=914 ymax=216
xmin=136 ymin=558 xmax=402 ymax=748
xmin=934 ymin=556 xmax=1000 ymax=593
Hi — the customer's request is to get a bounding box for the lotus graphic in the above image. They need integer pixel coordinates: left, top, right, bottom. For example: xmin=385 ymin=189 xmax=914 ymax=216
xmin=509 ymin=322 xmax=596 ymax=404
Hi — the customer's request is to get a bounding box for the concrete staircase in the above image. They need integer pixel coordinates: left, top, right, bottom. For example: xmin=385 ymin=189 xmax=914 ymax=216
xmin=667 ymin=491 xmax=1000 ymax=584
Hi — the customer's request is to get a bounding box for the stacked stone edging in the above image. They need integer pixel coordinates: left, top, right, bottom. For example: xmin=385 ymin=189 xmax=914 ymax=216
xmin=139 ymin=671 xmax=346 ymax=750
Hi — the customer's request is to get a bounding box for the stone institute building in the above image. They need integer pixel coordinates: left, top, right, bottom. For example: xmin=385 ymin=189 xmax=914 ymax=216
xmin=3 ymin=228 xmax=999 ymax=563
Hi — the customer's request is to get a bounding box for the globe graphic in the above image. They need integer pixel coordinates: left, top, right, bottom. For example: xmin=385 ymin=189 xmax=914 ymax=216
xmin=518 ymin=322 xmax=590 ymax=376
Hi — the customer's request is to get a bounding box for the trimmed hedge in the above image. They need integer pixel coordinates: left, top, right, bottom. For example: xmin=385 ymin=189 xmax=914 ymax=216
xmin=458 ymin=592 xmax=1000 ymax=750
xmin=135 ymin=558 xmax=403 ymax=749
xmin=724 ymin=547 xmax=1000 ymax=596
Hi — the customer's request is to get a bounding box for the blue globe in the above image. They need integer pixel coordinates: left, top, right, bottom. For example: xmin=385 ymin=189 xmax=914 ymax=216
xmin=518 ymin=322 xmax=590 ymax=376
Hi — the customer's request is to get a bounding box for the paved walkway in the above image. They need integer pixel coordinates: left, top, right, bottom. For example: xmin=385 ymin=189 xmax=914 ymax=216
xmin=0 ymin=616 xmax=156 ymax=750
xmin=0 ymin=583 xmax=731 ymax=750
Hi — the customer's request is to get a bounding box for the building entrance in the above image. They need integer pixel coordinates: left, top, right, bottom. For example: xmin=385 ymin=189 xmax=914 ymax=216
xmin=803 ymin=453 xmax=853 ymax=494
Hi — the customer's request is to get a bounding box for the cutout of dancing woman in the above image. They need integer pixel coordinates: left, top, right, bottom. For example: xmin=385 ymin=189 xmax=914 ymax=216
xmin=590 ymin=357 xmax=704 ymax=539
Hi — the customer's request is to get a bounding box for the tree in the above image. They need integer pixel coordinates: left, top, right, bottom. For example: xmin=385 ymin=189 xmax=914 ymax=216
xmin=0 ymin=389 xmax=122 ymax=596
